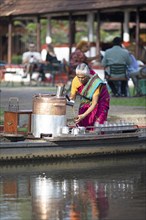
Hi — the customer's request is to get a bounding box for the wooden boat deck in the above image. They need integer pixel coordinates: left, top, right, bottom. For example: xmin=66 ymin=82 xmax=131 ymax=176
xmin=0 ymin=128 xmax=146 ymax=162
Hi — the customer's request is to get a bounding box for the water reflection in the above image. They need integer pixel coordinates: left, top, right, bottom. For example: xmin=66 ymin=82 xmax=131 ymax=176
xmin=0 ymin=155 xmax=146 ymax=220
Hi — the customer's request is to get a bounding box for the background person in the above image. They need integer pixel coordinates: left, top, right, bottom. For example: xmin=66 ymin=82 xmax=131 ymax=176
xmin=127 ymin=52 xmax=145 ymax=96
xmin=69 ymin=63 xmax=110 ymax=128
xmin=22 ymin=43 xmax=42 ymax=81
xmin=41 ymin=43 xmax=68 ymax=77
xmin=69 ymin=40 xmax=100 ymax=79
xmin=45 ymin=44 xmax=59 ymax=64
xmin=101 ymin=37 xmax=131 ymax=97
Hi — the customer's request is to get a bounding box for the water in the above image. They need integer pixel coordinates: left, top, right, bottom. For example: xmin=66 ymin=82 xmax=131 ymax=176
xmin=0 ymin=154 xmax=145 ymax=220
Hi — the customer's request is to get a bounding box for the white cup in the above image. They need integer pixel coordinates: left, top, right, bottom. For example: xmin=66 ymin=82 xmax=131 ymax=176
xmin=71 ymin=128 xmax=79 ymax=135
xmin=62 ymin=126 xmax=69 ymax=134
xmin=78 ymin=126 xmax=86 ymax=134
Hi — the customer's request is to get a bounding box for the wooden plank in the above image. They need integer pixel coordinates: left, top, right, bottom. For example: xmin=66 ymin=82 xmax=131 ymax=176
xmin=4 ymin=112 xmax=18 ymax=134
xmin=4 ymin=111 xmax=32 ymax=134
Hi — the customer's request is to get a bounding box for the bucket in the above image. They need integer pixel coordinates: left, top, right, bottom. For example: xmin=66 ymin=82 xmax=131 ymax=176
xmin=32 ymin=94 xmax=67 ymax=137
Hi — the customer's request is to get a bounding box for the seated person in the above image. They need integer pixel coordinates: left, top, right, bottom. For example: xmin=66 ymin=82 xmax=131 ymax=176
xmin=127 ymin=53 xmax=144 ymax=96
xmin=22 ymin=43 xmax=42 ymax=80
xmin=139 ymin=65 xmax=146 ymax=78
xmin=46 ymin=44 xmax=59 ymax=64
xmin=101 ymin=37 xmax=131 ymax=97
xmin=69 ymin=63 xmax=110 ymax=129
xmin=42 ymin=44 xmax=66 ymax=73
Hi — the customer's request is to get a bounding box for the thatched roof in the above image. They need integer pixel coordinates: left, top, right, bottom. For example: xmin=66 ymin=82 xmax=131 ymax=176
xmin=0 ymin=0 xmax=146 ymax=17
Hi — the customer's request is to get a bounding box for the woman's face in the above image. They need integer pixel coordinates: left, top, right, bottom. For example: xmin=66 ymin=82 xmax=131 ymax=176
xmin=82 ymin=44 xmax=90 ymax=52
xmin=76 ymin=73 xmax=89 ymax=84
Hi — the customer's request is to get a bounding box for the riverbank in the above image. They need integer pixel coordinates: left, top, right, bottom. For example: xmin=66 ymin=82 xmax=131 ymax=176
xmin=0 ymin=86 xmax=146 ymax=128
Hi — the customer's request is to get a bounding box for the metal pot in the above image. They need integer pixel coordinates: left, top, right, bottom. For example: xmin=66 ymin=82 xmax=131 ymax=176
xmin=32 ymin=94 xmax=67 ymax=138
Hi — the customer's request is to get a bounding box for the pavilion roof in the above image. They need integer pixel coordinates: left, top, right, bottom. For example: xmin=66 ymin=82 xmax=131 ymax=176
xmin=0 ymin=0 xmax=146 ymax=17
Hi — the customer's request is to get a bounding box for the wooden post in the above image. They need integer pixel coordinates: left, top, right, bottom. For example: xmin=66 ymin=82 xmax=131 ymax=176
xmin=46 ymin=15 xmax=52 ymax=43
xmin=36 ymin=16 xmax=41 ymax=52
xmin=88 ymin=12 xmax=94 ymax=43
xmin=135 ymin=8 xmax=140 ymax=58
xmin=69 ymin=13 xmax=73 ymax=61
xmin=121 ymin=21 xmax=123 ymax=40
xmin=8 ymin=17 xmax=12 ymax=64
xmin=88 ymin=12 xmax=94 ymax=57
xmin=123 ymin=10 xmax=130 ymax=42
xmin=96 ymin=11 xmax=101 ymax=60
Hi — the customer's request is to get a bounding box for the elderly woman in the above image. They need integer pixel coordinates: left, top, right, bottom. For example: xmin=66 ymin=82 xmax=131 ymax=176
xmin=69 ymin=40 xmax=99 ymax=79
xmin=70 ymin=63 xmax=110 ymax=128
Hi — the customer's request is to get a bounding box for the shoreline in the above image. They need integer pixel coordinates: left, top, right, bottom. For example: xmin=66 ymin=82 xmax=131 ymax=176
xmin=0 ymin=86 xmax=145 ymax=138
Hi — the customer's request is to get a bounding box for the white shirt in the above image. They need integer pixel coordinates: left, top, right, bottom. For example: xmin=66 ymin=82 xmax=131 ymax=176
xmin=22 ymin=51 xmax=42 ymax=64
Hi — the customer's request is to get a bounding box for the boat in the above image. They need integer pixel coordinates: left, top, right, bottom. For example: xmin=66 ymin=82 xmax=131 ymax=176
xmin=0 ymin=123 xmax=146 ymax=162
xmin=0 ymin=91 xmax=146 ymax=162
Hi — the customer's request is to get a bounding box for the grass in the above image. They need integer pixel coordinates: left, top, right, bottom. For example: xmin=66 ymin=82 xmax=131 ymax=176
xmin=110 ymin=86 xmax=146 ymax=107
xmin=110 ymin=96 xmax=146 ymax=107
xmin=0 ymin=108 xmax=4 ymax=125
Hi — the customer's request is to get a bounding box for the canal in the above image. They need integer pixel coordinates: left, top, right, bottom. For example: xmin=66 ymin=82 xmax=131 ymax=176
xmin=0 ymin=154 xmax=145 ymax=220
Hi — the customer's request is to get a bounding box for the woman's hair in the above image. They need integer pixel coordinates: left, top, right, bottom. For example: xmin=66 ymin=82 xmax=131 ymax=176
xmin=76 ymin=63 xmax=91 ymax=76
xmin=76 ymin=40 xmax=89 ymax=50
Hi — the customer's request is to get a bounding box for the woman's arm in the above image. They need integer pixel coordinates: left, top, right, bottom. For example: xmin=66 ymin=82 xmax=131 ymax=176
xmin=69 ymin=76 xmax=79 ymax=101
xmin=74 ymin=92 xmax=99 ymax=124
xmin=69 ymin=93 xmax=76 ymax=101
xmin=86 ymin=54 xmax=100 ymax=63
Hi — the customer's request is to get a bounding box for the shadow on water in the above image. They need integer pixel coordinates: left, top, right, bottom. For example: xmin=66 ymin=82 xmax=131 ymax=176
xmin=0 ymin=154 xmax=146 ymax=220
xmin=0 ymin=153 xmax=146 ymax=176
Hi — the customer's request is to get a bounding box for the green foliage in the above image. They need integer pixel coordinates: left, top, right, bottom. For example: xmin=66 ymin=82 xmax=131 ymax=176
xmin=14 ymin=18 xmax=123 ymax=48
xmin=41 ymin=19 xmax=47 ymax=45
xmin=14 ymin=20 xmax=22 ymax=26
xmin=12 ymin=55 xmax=22 ymax=64
xmin=0 ymin=108 xmax=4 ymax=125
xmin=100 ymin=29 xmax=120 ymax=42
xmin=51 ymin=20 xmax=69 ymax=44
xmin=26 ymin=23 xmax=37 ymax=32
xmin=75 ymin=21 xmax=88 ymax=43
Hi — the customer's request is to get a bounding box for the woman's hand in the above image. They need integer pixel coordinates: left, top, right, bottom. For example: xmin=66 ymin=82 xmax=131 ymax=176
xmin=74 ymin=114 xmax=85 ymax=124
xmin=74 ymin=92 xmax=99 ymax=125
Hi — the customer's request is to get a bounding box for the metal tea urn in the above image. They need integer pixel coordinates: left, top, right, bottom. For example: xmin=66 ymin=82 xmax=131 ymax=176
xmin=31 ymin=93 xmax=67 ymax=138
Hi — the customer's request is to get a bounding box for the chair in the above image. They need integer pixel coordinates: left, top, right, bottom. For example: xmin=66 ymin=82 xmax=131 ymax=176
xmin=108 ymin=64 xmax=127 ymax=80
xmin=105 ymin=64 xmax=129 ymax=96
xmin=134 ymin=66 xmax=146 ymax=95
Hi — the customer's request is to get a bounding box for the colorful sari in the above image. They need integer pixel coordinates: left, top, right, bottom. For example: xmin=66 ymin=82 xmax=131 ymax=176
xmin=77 ymin=74 xmax=110 ymax=127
